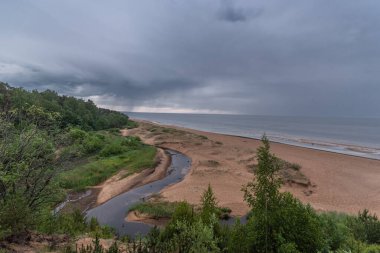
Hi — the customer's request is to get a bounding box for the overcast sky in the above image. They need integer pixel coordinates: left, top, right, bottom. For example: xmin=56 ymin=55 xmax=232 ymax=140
xmin=0 ymin=1 xmax=379 ymax=117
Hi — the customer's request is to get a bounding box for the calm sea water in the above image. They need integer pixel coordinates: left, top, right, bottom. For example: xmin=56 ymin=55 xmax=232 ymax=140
xmin=126 ymin=112 xmax=380 ymax=160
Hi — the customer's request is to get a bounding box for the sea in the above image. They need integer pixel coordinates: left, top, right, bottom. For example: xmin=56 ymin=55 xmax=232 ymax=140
xmin=125 ymin=112 xmax=380 ymax=160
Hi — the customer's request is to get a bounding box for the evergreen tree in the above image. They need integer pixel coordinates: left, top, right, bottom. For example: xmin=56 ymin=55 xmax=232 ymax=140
xmin=243 ymin=135 xmax=323 ymax=253
xmin=200 ymin=183 xmax=219 ymax=225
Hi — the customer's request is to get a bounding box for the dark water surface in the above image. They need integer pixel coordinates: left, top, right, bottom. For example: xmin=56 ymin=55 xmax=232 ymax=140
xmin=127 ymin=112 xmax=380 ymax=160
xmin=86 ymin=150 xmax=191 ymax=237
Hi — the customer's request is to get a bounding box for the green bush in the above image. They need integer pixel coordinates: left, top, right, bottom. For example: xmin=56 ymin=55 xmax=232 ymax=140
xmin=363 ymin=244 xmax=380 ymax=253
xmin=83 ymin=134 xmax=104 ymax=154
xmin=129 ymin=202 xmax=179 ymax=219
xmin=0 ymin=195 xmax=33 ymax=240
xmin=121 ymin=136 xmax=142 ymax=149
xmin=348 ymin=209 xmax=380 ymax=244
xmin=69 ymin=128 xmax=88 ymax=141
xmin=319 ymin=212 xmax=351 ymax=251
xmin=126 ymin=120 xmax=138 ymax=129
xmin=108 ymin=128 xmax=121 ymax=135
xmin=38 ymin=210 xmax=114 ymax=238
xmin=170 ymin=202 xmax=194 ymax=224
xmin=226 ymin=220 xmax=250 ymax=253
xmin=99 ymin=142 xmax=124 ymax=157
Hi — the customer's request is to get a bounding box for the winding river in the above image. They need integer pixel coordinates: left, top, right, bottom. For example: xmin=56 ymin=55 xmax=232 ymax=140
xmin=86 ymin=149 xmax=191 ymax=237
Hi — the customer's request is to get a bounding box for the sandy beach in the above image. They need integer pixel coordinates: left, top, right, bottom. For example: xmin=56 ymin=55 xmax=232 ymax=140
xmin=124 ymin=120 xmax=380 ymax=216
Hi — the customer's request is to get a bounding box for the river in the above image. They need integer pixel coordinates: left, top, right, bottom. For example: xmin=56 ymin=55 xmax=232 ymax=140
xmin=86 ymin=149 xmax=191 ymax=237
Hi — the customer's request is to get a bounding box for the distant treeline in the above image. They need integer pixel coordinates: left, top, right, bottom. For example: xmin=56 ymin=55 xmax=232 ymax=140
xmin=0 ymin=82 xmax=129 ymax=130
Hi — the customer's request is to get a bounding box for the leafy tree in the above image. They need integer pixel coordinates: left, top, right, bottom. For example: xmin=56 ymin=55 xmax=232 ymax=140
xmin=0 ymin=119 xmax=63 ymax=239
xmin=165 ymin=218 xmax=220 ymax=253
xmin=348 ymin=209 xmax=380 ymax=245
xmin=226 ymin=220 xmax=250 ymax=253
xmin=319 ymin=212 xmax=352 ymax=251
xmin=0 ymin=121 xmax=60 ymax=208
xmin=242 ymin=136 xmax=324 ymax=252
xmin=171 ymin=201 xmax=195 ymax=224
xmin=0 ymin=82 xmax=130 ymax=131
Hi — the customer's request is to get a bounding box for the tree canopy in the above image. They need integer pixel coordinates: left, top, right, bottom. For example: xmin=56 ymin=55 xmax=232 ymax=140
xmin=0 ymin=82 xmax=129 ymax=131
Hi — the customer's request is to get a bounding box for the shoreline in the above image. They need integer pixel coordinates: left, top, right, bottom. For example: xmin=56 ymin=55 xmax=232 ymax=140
xmin=128 ymin=119 xmax=380 ymax=216
xmin=132 ymin=119 xmax=380 ymax=161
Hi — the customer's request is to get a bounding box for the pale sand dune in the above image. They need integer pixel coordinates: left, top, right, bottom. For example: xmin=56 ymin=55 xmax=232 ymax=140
xmin=127 ymin=120 xmax=380 ymax=216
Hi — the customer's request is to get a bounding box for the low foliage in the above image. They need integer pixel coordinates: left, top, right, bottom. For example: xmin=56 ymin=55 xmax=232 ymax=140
xmin=129 ymin=201 xmax=180 ymax=219
xmin=59 ymin=144 xmax=156 ymax=191
xmin=126 ymin=120 xmax=139 ymax=129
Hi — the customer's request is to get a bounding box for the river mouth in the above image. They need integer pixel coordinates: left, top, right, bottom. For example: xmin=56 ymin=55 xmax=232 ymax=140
xmin=85 ymin=149 xmax=191 ymax=237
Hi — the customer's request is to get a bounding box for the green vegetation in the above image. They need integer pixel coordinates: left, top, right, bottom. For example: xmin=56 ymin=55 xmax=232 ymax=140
xmin=146 ymin=125 xmax=210 ymax=143
xmin=1 ymin=81 xmax=380 ymax=252
xmin=129 ymin=192 xmax=232 ymax=221
xmin=104 ymin=137 xmax=379 ymax=253
xmin=0 ymin=83 xmax=157 ymax=247
xmin=241 ymin=136 xmax=323 ymax=252
xmin=38 ymin=210 xmax=114 ymax=238
xmin=59 ymin=132 xmax=156 ymax=191
xmin=129 ymin=201 xmax=181 ymax=219
xmin=198 ymin=135 xmax=208 ymax=140
xmin=59 ymin=145 xmax=156 ymax=191
xmin=126 ymin=120 xmax=139 ymax=129
xmin=0 ymin=82 xmax=129 ymax=130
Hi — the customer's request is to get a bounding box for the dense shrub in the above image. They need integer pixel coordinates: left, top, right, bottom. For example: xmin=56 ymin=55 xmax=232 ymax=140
xmin=121 ymin=136 xmax=142 ymax=149
xmin=38 ymin=210 xmax=114 ymax=238
xmin=0 ymin=195 xmax=33 ymax=240
xmin=348 ymin=209 xmax=380 ymax=245
xmin=363 ymin=244 xmax=380 ymax=253
xmin=171 ymin=202 xmax=195 ymax=224
xmin=69 ymin=128 xmax=88 ymax=141
xmin=99 ymin=142 xmax=124 ymax=157
xmin=319 ymin=212 xmax=352 ymax=251
xmin=226 ymin=220 xmax=250 ymax=253
xmin=83 ymin=135 xmax=104 ymax=154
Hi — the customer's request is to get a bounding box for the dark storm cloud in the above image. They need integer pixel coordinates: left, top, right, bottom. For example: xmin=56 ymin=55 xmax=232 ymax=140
xmin=0 ymin=0 xmax=380 ymax=116
xmin=218 ymin=0 xmax=262 ymax=22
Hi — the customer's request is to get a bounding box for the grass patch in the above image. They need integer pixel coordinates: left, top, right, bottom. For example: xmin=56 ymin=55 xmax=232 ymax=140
xmin=126 ymin=120 xmax=139 ymax=129
xmin=278 ymin=159 xmax=301 ymax=171
xmin=198 ymin=135 xmax=208 ymax=140
xmin=129 ymin=201 xmax=180 ymax=219
xmin=199 ymin=160 xmax=220 ymax=167
xmin=107 ymin=128 xmax=121 ymax=135
xmin=247 ymin=158 xmax=309 ymax=186
xmin=58 ymin=132 xmax=157 ymax=191
xmin=129 ymin=201 xmax=232 ymax=220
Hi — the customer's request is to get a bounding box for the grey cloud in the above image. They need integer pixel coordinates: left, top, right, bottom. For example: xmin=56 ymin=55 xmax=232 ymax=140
xmin=218 ymin=1 xmax=262 ymax=22
xmin=0 ymin=0 xmax=380 ymax=117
